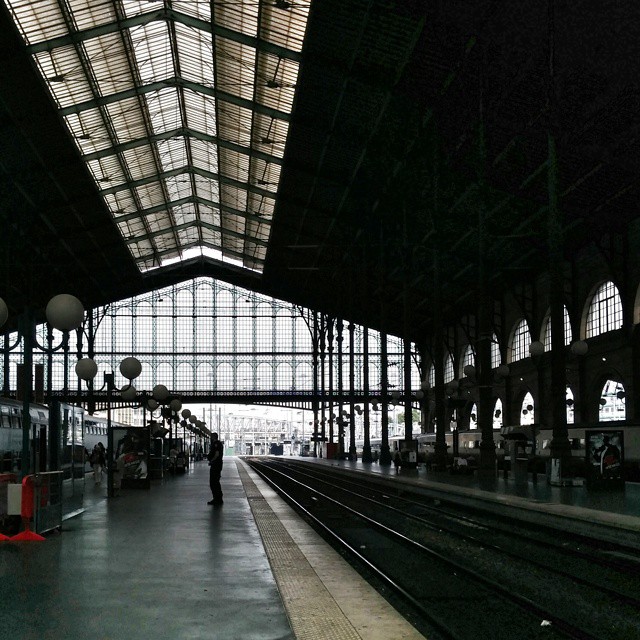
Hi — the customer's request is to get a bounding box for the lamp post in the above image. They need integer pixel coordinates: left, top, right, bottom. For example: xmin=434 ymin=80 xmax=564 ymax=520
xmin=76 ymin=355 xmax=142 ymax=497
xmin=0 ymin=293 xmax=85 ymax=479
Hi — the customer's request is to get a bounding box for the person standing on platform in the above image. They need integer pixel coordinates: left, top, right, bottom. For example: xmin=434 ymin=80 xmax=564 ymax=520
xmin=207 ymin=432 xmax=224 ymax=505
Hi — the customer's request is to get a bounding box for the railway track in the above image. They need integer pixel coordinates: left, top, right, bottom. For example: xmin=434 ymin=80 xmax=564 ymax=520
xmin=247 ymin=457 xmax=640 ymax=640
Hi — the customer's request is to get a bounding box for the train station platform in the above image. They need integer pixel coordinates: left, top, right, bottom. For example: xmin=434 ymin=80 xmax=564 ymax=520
xmin=2 ymin=459 xmax=426 ymax=640
xmin=302 ymin=456 xmax=640 ymax=538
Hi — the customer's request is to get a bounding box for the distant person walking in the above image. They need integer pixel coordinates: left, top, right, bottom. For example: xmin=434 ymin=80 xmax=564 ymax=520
xmin=393 ymin=451 xmax=401 ymax=474
xmin=90 ymin=443 xmax=105 ymax=485
xmin=207 ymin=433 xmax=224 ymax=505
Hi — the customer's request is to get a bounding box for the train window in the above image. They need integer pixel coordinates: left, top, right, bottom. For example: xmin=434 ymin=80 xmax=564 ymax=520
xmin=1 ymin=415 xmax=9 ymax=428
xmin=542 ymin=439 xmax=550 ymax=450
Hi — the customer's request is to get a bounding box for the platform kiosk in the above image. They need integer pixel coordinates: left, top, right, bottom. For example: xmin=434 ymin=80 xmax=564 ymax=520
xmin=399 ymin=438 xmax=418 ymax=470
xmin=500 ymin=424 xmax=538 ymax=483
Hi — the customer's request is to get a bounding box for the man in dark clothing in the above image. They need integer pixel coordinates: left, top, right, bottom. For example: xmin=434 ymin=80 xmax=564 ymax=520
xmin=207 ymin=432 xmax=224 ymax=505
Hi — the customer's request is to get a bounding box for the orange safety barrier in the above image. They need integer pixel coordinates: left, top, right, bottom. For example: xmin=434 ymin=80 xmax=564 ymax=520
xmin=11 ymin=475 xmax=45 ymax=541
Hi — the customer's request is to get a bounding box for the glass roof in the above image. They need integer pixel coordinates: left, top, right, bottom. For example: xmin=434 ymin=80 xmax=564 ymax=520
xmin=4 ymin=0 xmax=310 ymax=273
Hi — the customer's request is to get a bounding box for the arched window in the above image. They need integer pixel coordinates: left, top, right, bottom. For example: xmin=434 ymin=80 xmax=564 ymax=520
xmin=490 ymin=333 xmax=501 ymax=369
xmin=566 ymin=386 xmax=575 ymax=425
xmin=444 ymin=353 xmax=454 ymax=383
xmin=493 ymin=399 xmax=503 ymax=430
xmin=520 ymin=392 xmax=534 ymax=425
xmin=469 ymin=403 xmax=478 ymax=430
xmin=461 ymin=345 xmax=475 ymax=378
xmin=296 ymin=363 xmax=314 ymax=391
xmin=156 ymin=362 xmax=174 ymax=389
xmin=257 ymin=363 xmax=273 ymax=390
xmin=216 ymin=363 xmax=233 ymax=391
xmin=587 ymin=281 xmax=623 ymax=338
xmin=176 ymin=363 xmax=193 ymax=389
xmin=510 ymin=320 xmax=532 ymax=362
xmin=237 ymin=362 xmax=253 ymax=389
xmin=195 ymin=363 xmax=214 ymax=392
xmin=275 ymin=363 xmax=293 ymax=389
xmin=542 ymin=306 xmax=572 ymax=350
xmin=467 ymin=400 xmax=502 ymax=430
xmin=599 ymin=379 xmax=626 ymax=422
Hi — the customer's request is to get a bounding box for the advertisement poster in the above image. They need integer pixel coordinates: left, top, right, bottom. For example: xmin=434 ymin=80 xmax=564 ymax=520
xmin=112 ymin=426 xmax=150 ymax=490
xmin=585 ymin=429 xmax=624 ymax=485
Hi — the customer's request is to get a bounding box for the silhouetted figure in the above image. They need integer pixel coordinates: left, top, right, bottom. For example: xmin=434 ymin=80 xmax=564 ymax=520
xmin=207 ymin=433 xmax=224 ymax=505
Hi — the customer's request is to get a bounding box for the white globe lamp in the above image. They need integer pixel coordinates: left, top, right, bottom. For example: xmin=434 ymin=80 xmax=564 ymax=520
xmin=152 ymin=384 xmax=169 ymax=402
xmin=570 ymin=340 xmax=588 ymax=356
xmin=120 ymin=357 xmax=142 ymax=380
xmin=529 ymin=341 xmax=545 ymax=357
xmin=75 ymin=358 xmax=98 ymax=381
xmin=121 ymin=384 xmax=137 ymax=402
xmin=45 ymin=294 xmax=84 ymax=331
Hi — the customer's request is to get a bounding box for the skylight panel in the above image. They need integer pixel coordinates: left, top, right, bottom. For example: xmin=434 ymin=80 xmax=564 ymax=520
xmin=84 ymin=32 xmax=131 ymax=96
xmin=107 ymin=191 xmax=137 ymax=215
xmin=4 ymin=0 xmax=311 ymax=274
xmin=217 ymin=102 xmax=254 ymax=147
xmin=215 ymin=37 xmax=258 ymax=103
xmin=157 ymin=137 xmax=188 ymax=172
xmin=190 ymin=139 xmax=218 ymax=171
xmin=251 ymin=158 xmax=281 ymax=193
xmin=255 ymin=52 xmax=297 ymax=112
xmin=193 ymin=174 xmax=219 ymax=203
xmin=172 ymin=203 xmax=198 ymax=226
xmin=118 ymin=217 xmax=145 ymax=238
xmin=121 ymin=145 xmax=159 ymax=182
xmin=183 ymin=91 xmax=217 ymax=138
xmin=122 ymin=1 xmax=163 ymax=20
xmin=104 ymin=97 xmax=148 ymax=144
xmin=33 ymin=47 xmax=94 ymax=107
xmin=197 ymin=203 xmax=221 ymax=228
xmin=213 ymin=2 xmax=258 ymax=37
xmin=7 ymin=0 xmax=67 ymax=43
xmin=260 ymin=2 xmax=310 ymax=51
xmin=67 ymin=0 xmax=116 ymax=32
xmin=201 ymin=229 xmax=222 ymax=246
xmin=174 ymin=22 xmax=213 ymax=85
xmin=136 ymin=182 xmax=166 ymax=211
xmin=165 ymin=173 xmax=193 ymax=202
xmin=221 ymin=185 xmax=247 ymax=214
xmin=219 ymin=148 xmax=250 ymax=184
xmin=131 ymin=20 xmax=172 ymax=84
xmin=144 ymin=87 xmax=180 ymax=132
xmin=172 ymin=0 xmax=211 ymax=23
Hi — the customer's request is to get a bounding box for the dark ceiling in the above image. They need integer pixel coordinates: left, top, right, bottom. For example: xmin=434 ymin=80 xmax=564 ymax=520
xmin=1 ymin=1 xmax=638 ymax=341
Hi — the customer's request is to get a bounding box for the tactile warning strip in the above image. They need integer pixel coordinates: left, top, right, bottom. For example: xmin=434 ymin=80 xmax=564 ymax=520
xmin=237 ymin=462 xmax=362 ymax=640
